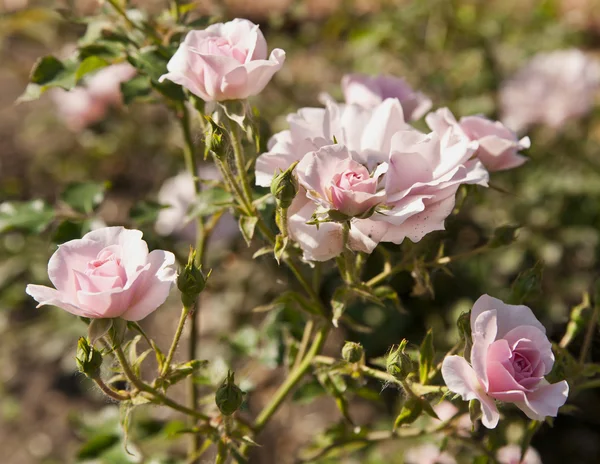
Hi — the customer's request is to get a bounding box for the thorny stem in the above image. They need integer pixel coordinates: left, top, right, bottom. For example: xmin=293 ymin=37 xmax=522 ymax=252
xmin=92 ymin=376 xmax=130 ymax=402
xmin=160 ymin=305 xmax=192 ymax=378
xmin=178 ymin=101 xmax=208 ymax=462
xmin=110 ymin=335 xmax=210 ymax=421
xmin=367 ymin=244 xmax=490 ymax=287
xmin=240 ymin=326 xmax=330 ymax=457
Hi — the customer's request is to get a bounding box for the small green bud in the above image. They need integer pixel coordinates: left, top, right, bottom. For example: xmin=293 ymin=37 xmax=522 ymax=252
xmin=76 ymin=337 xmax=103 ymax=378
xmin=511 ymin=262 xmax=543 ymax=304
xmin=386 ymin=341 xmax=413 ymax=380
xmin=270 ymin=162 xmax=298 ymax=209
xmin=204 ymin=116 xmax=225 ymax=159
xmin=215 ymin=370 xmax=244 ymax=416
xmin=177 ymin=248 xmax=208 ymax=307
xmin=341 ymin=341 xmax=364 ymax=364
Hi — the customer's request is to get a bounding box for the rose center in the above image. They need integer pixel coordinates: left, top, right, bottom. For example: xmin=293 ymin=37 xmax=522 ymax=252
xmin=512 ymin=352 xmax=532 ymax=375
xmin=84 ymin=247 xmax=127 ymax=288
xmin=205 ymin=36 xmax=248 ymax=64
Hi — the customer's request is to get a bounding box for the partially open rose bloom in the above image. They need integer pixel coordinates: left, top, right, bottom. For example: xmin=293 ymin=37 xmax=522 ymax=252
xmin=256 ymin=99 xmax=489 ymax=261
xmin=341 ymin=73 xmax=432 ymax=120
xmin=26 ymin=227 xmax=176 ymax=321
xmin=426 ymin=108 xmax=529 ymax=172
xmin=159 ymin=18 xmax=285 ymax=102
xmin=500 ymin=49 xmax=600 ymax=132
xmin=497 ymin=445 xmax=542 ymax=464
xmin=404 ymin=443 xmax=457 ymax=464
xmin=442 ymin=295 xmax=569 ymax=429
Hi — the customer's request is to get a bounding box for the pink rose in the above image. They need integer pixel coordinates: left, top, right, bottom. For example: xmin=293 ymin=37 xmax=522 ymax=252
xmin=497 ymin=445 xmax=542 ymax=464
xmin=500 ymin=49 xmax=600 ymax=131
xmin=442 ymin=295 xmax=569 ymax=429
xmin=86 ymin=62 xmax=137 ymax=106
xmin=51 ymin=87 xmax=108 ymax=131
xmin=426 ymin=108 xmax=529 ymax=172
xmin=26 ymin=227 xmax=176 ymax=321
xmin=256 ymin=99 xmax=488 ymax=261
xmin=342 ymin=73 xmax=432 ymax=120
xmin=159 ymin=18 xmax=285 ymax=102
xmin=404 ymin=443 xmax=456 ymax=464
xmin=296 ymin=144 xmax=385 ymax=217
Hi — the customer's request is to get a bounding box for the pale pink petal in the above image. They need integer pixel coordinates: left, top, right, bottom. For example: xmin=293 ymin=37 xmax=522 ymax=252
xmin=517 ymin=380 xmax=569 ymax=420
xmin=503 ymin=326 xmax=554 ymax=375
xmin=471 ymin=309 xmax=498 ymax=390
xmin=25 ymin=284 xmax=96 ymax=318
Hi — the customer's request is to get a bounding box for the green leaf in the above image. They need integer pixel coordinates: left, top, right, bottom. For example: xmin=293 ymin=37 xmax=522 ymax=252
xmin=78 ymin=44 xmax=122 ymax=60
xmin=128 ymin=49 xmax=168 ymax=81
xmin=76 ymin=56 xmax=109 ymax=82
xmin=293 ymin=379 xmax=327 ymax=404
xmin=16 ymin=83 xmax=43 ymax=104
xmin=129 ymin=199 xmax=166 ymax=225
xmin=152 ymin=79 xmax=185 ymax=101
xmin=188 ymin=187 xmax=232 ymax=218
xmin=419 ymin=329 xmax=434 ymax=385
xmin=61 ymin=181 xmax=107 ymax=215
xmin=151 ymin=340 xmax=166 ymax=373
xmin=0 ymin=200 xmax=55 ymax=234
xmin=30 ymin=55 xmax=65 ymax=84
xmin=88 ymin=318 xmax=113 ymax=345
xmin=120 ymin=74 xmax=152 ymax=104
xmin=393 ymin=396 xmax=422 ymax=430
xmin=52 ymin=219 xmax=87 ymax=244
xmin=331 ymin=287 xmax=350 ymax=327
xmin=239 ymin=216 xmax=258 ymax=246
xmin=76 ymin=433 xmax=120 ymax=460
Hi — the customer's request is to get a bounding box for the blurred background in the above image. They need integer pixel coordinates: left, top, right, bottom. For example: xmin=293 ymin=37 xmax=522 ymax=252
xmin=2 ymin=0 xmax=600 ymax=463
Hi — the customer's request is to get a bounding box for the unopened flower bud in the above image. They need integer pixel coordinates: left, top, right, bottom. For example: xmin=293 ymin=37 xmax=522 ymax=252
xmin=488 ymin=225 xmax=519 ymax=248
xmin=457 ymin=311 xmax=471 ymax=341
xmin=270 ymin=162 xmax=298 ymax=209
xmin=469 ymin=398 xmax=481 ymax=428
xmin=177 ymin=248 xmax=208 ymax=307
xmin=386 ymin=341 xmax=413 ymax=380
xmin=342 ymin=341 xmax=364 ymax=363
xmin=215 ymin=371 xmax=244 ymax=416
xmin=204 ymin=116 xmax=225 ymax=159
xmin=76 ymin=337 xmax=103 ymax=378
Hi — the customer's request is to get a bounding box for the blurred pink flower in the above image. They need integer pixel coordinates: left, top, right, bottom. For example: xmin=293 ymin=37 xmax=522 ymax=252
xmin=432 ymin=401 xmax=471 ymax=435
xmin=155 ymin=168 xmax=238 ymax=245
xmin=500 ymin=49 xmax=600 ymax=132
xmin=497 ymin=445 xmax=542 ymax=464
xmin=51 ymin=63 xmax=137 ymax=131
xmin=404 ymin=443 xmax=457 ymax=464
xmin=341 ymin=73 xmax=432 ymax=120
xmin=427 ymin=108 xmax=529 ymax=171
xmin=159 ymin=18 xmax=285 ymax=101
xmin=442 ymin=295 xmax=569 ymax=429
xmin=26 ymin=227 xmax=176 ymax=321
xmin=256 ymin=99 xmax=488 ymax=262
xmin=87 ymin=62 xmax=137 ymax=106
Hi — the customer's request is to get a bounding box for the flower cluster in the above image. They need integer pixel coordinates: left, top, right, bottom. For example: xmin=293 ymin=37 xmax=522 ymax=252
xmin=256 ymin=81 xmax=528 ymax=261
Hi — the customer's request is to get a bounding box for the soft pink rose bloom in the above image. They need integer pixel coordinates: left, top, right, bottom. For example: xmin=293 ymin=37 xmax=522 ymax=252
xmin=404 ymin=443 xmax=457 ymax=464
xmin=87 ymin=63 xmax=137 ymax=106
xmin=342 ymin=73 xmax=432 ymax=120
xmin=26 ymin=227 xmax=176 ymax=321
xmin=427 ymin=108 xmax=529 ymax=172
xmin=442 ymin=295 xmax=569 ymax=429
xmin=296 ymin=144 xmax=385 ymax=217
xmin=500 ymin=49 xmax=600 ymax=132
xmin=159 ymin=18 xmax=285 ymax=102
xmin=256 ymin=99 xmax=488 ymax=261
xmin=51 ymin=87 xmax=107 ymax=131
xmin=155 ymin=169 xmax=238 ymax=244
xmin=497 ymin=445 xmax=542 ymax=464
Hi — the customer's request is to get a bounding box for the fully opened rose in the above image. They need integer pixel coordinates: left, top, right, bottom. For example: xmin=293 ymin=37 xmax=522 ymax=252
xmin=442 ymin=295 xmax=569 ymax=429
xmin=256 ymin=99 xmax=489 ymax=262
xmin=159 ymin=18 xmax=285 ymax=102
xmin=26 ymin=227 xmax=176 ymax=321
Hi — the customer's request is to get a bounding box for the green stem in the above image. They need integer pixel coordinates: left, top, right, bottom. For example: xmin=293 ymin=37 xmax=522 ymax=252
xmin=229 ymin=123 xmax=254 ymax=207
xmin=110 ymin=335 xmax=210 ymax=421
xmin=293 ymin=319 xmax=314 ymax=371
xmin=240 ymin=326 xmax=330 ymax=457
xmin=160 ymin=306 xmax=191 ymax=377
xmin=579 ymin=304 xmax=599 ymax=364
xmin=92 ymin=376 xmax=130 ymax=402
xmin=178 ymin=101 xmax=207 ymax=463
xmin=215 ymin=441 xmax=228 ymax=464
